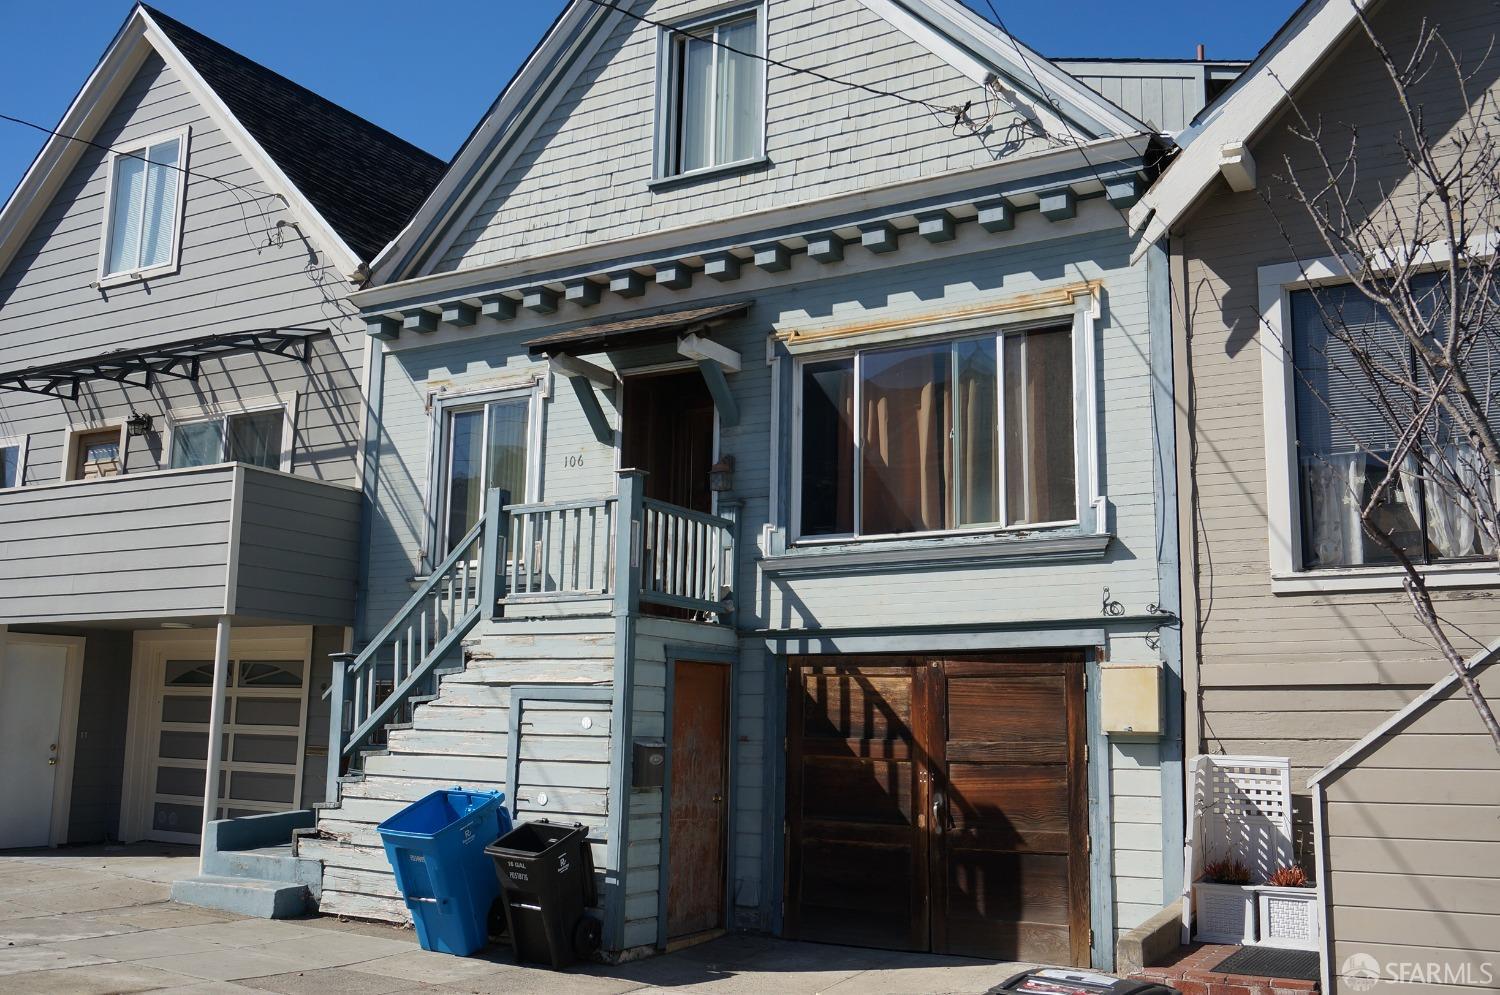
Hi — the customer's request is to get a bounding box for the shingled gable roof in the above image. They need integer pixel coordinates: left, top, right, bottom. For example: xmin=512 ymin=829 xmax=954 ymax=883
xmin=369 ymin=0 xmax=1155 ymax=284
xmin=142 ymin=5 xmax=446 ymax=263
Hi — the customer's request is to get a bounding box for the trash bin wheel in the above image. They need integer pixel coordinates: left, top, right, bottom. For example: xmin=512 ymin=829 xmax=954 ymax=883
xmin=572 ymin=915 xmax=602 ymax=958
xmin=487 ymin=896 xmax=509 ymax=942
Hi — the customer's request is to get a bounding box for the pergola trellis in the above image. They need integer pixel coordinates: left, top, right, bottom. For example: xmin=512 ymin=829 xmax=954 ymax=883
xmin=0 ymin=326 xmax=328 ymax=398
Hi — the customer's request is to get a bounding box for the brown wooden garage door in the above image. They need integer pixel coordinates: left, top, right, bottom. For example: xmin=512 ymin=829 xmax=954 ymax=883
xmin=785 ymin=654 xmax=1089 ymax=966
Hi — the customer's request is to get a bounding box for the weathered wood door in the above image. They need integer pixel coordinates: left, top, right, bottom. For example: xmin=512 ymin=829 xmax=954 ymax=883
xmin=621 ymin=370 xmax=714 ymax=514
xmin=786 ymin=654 xmax=1089 ymax=964
xmin=666 ymin=660 xmax=731 ymax=939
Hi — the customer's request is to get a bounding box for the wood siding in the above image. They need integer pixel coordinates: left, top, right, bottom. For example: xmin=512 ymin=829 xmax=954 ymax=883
xmin=1174 ymin=0 xmax=1500 ymax=817
xmin=0 ymin=53 xmax=365 ymax=491
xmin=1322 ymin=674 xmax=1500 ymax=995
xmin=0 ymin=464 xmax=359 ymax=625
xmin=430 ymin=0 xmax=1053 ymax=273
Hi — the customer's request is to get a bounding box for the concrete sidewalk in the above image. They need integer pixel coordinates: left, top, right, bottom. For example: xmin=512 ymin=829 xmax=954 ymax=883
xmin=0 ymin=845 xmax=1025 ymax=994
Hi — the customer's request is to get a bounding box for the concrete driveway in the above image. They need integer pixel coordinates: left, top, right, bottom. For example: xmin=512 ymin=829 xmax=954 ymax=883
xmin=0 ymin=845 xmax=1025 ymax=994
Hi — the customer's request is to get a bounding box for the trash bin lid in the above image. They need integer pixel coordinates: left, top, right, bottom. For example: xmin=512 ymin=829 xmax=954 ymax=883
xmin=377 ymin=788 xmax=504 ymax=841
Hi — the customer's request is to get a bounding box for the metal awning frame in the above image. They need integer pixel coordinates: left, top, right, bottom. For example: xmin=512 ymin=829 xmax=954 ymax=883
xmin=0 ymin=326 xmax=327 ymax=399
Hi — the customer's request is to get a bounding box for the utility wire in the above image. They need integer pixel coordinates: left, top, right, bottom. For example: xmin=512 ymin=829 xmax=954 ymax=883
xmin=0 ymin=110 xmax=286 ymax=248
xmin=575 ymin=0 xmax=958 ymax=122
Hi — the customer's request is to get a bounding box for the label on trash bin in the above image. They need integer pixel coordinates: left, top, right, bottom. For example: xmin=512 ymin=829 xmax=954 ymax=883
xmin=461 ymin=821 xmax=477 ymax=846
xmin=1012 ymin=969 xmax=1121 ymax=995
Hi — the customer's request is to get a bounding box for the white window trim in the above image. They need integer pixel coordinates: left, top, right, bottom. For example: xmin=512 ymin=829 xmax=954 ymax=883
xmin=60 ymin=419 xmax=130 ymax=482
xmin=786 ymin=293 xmax=1101 ymax=545
xmin=163 ymin=393 xmax=298 ymax=474
xmin=652 ymin=1 xmax=768 ymax=182
xmin=96 ymin=125 xmax=192 ymax=289
xmin=0 ymin=433 xmax=28 ymax=487
xmin=423 ymin=376 xmax=548 ymax=568
xmin=1258 ymin=249 xmax=1500 ymax=593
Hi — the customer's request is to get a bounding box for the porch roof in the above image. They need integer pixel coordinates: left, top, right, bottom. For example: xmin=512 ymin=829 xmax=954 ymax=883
xmin=524 ymin=300 xmax=751 ymax=356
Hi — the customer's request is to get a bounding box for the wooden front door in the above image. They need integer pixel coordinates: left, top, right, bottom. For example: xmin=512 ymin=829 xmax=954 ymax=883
xmin=621 ymin=369 xmax=714 ymax=514
xmin=786 ymin=654 xmax=1090 ymax=965
xmin=666 ymin=660 xmax=730 ymax=939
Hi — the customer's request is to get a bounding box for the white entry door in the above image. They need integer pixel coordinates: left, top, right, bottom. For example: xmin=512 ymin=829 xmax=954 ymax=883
xmin=0 ymin=634 xmax=84 ymax=849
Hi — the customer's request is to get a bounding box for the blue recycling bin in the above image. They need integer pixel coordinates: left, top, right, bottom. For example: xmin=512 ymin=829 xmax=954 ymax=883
xmin=376 ymin=788 xmax=510 ymax=955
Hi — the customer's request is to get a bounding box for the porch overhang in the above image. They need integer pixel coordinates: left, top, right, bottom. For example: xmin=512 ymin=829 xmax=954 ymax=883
xmin=526 ymin=301 xmax=751 ymax=441
xmin=0 ymin=327 xmax=327 ymax=399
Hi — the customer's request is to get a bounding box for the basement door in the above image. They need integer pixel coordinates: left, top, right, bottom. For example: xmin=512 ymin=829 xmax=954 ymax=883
xmin=785 ymin=654 xmax=1089 ymax=966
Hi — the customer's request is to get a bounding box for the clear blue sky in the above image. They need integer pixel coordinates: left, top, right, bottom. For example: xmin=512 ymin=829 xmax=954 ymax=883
xmin=0 ymin=0 xmax=1299 ymax=206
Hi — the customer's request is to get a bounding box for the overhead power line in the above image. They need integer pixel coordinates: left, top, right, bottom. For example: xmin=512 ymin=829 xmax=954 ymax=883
xmin=0 ymin=110 xmax=286 ymax=248
xmin=575 ymin=0 xmax=957 ymax=122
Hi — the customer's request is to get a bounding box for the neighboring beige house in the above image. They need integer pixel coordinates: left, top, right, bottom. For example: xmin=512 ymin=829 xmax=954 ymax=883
xmin=1133 ymin=0 xmax=1500 ymax=989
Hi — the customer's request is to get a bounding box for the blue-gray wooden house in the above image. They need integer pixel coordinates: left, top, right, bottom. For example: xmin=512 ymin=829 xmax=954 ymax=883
xmin=307 ymin=0 xmax=1186 ymax=970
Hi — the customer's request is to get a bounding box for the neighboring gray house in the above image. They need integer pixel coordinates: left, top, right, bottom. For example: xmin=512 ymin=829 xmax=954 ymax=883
xmin=0 ymin=5 xmax=442 ymax=857
xmin=294 ymin=0 xmax=1185 ymax=970
xmin=1132 ymin=0 xmax=1500 ymax=988
xmin=1057 ymin=59 xmax=1247 ymax=135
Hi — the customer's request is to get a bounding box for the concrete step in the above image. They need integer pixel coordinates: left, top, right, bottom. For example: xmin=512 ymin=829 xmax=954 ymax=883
xmin=201 ymin=845 xmax=322 ymax=899
xmin=170 ymin=874 xmax=309 ymax=919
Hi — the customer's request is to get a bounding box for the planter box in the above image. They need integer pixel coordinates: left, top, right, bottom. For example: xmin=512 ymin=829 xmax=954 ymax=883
xmin=1194 ymin=881 xmax=1257 ymax=944
xmin=1257 ymin=886 xmax=1320 ymax=951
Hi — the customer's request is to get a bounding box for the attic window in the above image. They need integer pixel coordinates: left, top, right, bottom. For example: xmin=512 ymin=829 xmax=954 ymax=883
xmin=660 ymin=9 xmax=764 ymax=178
xmin=100 ymin=128 xmax=188 ymax=283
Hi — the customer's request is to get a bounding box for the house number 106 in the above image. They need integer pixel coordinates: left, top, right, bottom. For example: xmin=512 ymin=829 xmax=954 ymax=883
xmin=562 ymin=454 xmax=584 ymax=469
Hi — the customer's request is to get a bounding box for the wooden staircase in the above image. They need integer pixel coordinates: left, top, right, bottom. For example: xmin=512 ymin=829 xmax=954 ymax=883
xmin=296 ymin=474 xmax=737 ymax=923
xmin=296 ymin=615 xmax=615 ymax=922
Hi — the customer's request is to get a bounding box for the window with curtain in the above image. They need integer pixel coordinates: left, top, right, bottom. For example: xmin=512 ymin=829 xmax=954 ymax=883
xmin=170 ymin=409 xmax=286 ymax=471
xmin=443 ymin=397 xmax=531 ymax=552
xmin=1291 ymin=278 xmax=1500 ymax=569
xmin=103 ymin=135 xmax=183 ymax=277
xmin=799 ymin=326 xmax=1076 ymax=539
xmin=666 ymin=11 xmax=762 ymax=176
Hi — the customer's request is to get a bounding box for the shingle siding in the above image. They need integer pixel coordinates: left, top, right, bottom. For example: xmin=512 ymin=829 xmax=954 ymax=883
xmin=431 ymin=0 xmax=1051 ymax=273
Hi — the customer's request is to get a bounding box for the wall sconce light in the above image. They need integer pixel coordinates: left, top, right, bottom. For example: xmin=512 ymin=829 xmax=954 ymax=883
xmin=125 ymin=411 xmax=154 ymax=437
xmin=709 ymin=454 xmax=735 ymax=492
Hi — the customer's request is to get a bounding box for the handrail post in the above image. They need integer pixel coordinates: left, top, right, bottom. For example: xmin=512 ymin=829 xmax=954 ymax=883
xmin=325 ymin=651 xmax=353 ymax=806
xmin=613 ymin=471 xmax=645 ymax=617
xmin=480 ymin=487 xmax=510 ymax=619
xmin=717 ymin=499 xmax=741 ymax=626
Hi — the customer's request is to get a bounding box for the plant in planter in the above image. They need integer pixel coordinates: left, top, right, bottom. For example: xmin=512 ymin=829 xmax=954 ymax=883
xmin=1257 ymin=864 xmax=1319 ymax=951
xmin=1194 ymin=856 xmax=1257 ymax=944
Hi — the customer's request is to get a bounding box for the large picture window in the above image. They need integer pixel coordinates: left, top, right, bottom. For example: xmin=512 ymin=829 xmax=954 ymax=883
xmin=661 ymin=10 xmax=762 ymax=177
xmin=1291 ymin=279 xmax=1500 ymax=569
xmin=101 ymin=132 xmax=185 ymax=280
xmin=798 ymin=326 xmax=1076 ymax=540
xmin=441 ymin=396 xmax=531 ymax=553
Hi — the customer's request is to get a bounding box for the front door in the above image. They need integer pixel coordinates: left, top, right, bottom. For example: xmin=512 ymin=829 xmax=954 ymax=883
xmin=0 ymin=635 xmax=82 ymax=848
xmin=666 ymin=660 xmax=731 ymax=939
xmin=786 ymin=654 xmax=1090 ymax=965
xmin=621 ymin=369 xmax=715 ymax=513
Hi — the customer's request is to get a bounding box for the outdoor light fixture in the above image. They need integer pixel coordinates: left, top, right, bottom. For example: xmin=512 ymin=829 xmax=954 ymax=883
xmin=125 ymin=411 xmax=154 ymax=437
xmin=709 ymin=454 xmax=735 ymax=492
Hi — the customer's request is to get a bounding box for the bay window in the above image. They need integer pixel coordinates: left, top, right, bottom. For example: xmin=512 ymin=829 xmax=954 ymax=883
xmin=441 ymin=396 xmax=530 ymax=553
xmin=1291 ymin=279 xmax=1499 ymax=569
xmin=798 ymin=325 xmax=1076 ymax=540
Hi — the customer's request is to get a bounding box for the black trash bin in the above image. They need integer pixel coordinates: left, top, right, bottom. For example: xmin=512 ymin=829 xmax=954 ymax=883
xmin=485 ymin=819 xmax=601 ymax=969
xmin=988 ymin=969 xmax=1177 ymax=995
